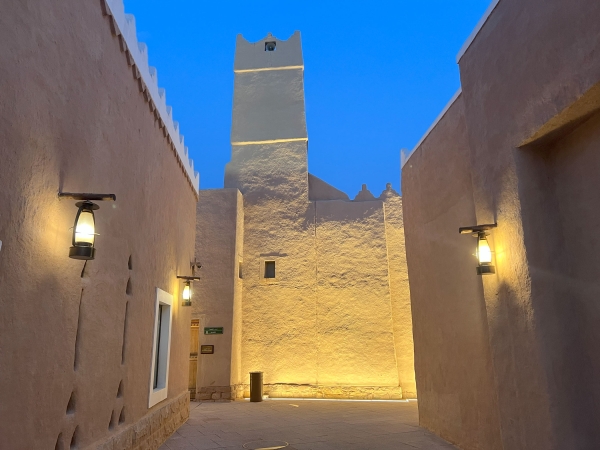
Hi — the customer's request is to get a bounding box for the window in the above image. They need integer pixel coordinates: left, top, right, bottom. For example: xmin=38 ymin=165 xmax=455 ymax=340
xmin=238 ymin=261 xmax=243 ymax=279
xmin=148 ymin=288 xmax=173 ymax=408
xmin=264 ymin=261 xmax=276 ymax=278
xmin=265 ymin=41 xmax=276 ymax=51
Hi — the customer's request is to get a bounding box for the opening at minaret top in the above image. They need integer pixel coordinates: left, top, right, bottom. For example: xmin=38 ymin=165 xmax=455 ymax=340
xmin=234 ymin=31 xmax=303 ymax=72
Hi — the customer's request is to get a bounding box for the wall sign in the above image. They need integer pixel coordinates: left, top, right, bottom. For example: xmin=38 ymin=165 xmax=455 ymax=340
xmin=204 ymin=327 xmax=223 ymax=335
xmin=200 ymin=345 xmax=214 ymax=354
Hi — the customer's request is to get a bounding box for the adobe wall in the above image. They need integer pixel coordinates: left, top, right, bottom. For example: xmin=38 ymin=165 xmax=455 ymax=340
xmin=0 ymin=1 xmax=196 ymax=449
xmin=456 ymin=0 xmax=600 ymax=447
xmin=217 ymin=32 xmax=415 ymax=399
xmin=314 ymin=199 xmax=399 ymax=388
xmin=228 ymin=140 xmax=320 ymax=389
xmin=382 ymin=194 xmax=416 ymax=398
xmin=192 ymin=189 xmax=244 ymax=401
xmin=402 ymin=96 xmax=502 ymax=450
xmin=403 ymin=0 xmax=600 ymax=448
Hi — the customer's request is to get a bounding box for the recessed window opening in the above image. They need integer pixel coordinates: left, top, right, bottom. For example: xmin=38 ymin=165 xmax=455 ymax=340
xmin=264 ymin=261 xmax=276 ymax=278
xmin=238 ymin=261 xmax=243 ymax=279
xmin=148 ymin=288 xmax=173 ymax=408
xmin=153 ymin=304 xmax=164 ymax=389
xmin=265 ymin=41 xmax=276 ymax=51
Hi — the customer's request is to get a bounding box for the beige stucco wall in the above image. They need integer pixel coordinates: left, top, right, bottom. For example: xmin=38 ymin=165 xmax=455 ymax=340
xmin=314 ymin=199 xmax=398 ymax=387
xmin=0 ymin=1 xmax=196 ymax=448
xmin=207 ymin=32 xmax=415 ymax=399
xmin=403 ymin=0 xmax=600 ymax=447
xmin=402 ymin=97 xmax=502 ymax=450
xmin=382 ymin=194 xmax=416 ymax=398
xmin=192 ymin=189 xmax=243 ymax=398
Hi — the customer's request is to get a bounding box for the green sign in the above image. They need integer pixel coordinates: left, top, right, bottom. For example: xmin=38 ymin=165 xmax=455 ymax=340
xmin=204 ymin=327 xmax=223 ymax=335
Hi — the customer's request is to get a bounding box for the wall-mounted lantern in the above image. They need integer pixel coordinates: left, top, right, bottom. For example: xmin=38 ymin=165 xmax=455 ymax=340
xmin=177 ymin=259 xmax=202 ymax=306
xmin=58 ymin=192 xmax=116 ymax=260
xmin=459 ymin=223 xmax=498 ymax=275
xmin=176 ymin=276 xmax=201 ymax=306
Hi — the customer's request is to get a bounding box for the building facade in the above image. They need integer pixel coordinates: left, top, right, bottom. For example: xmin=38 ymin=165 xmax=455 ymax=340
xmin=402 ymin=0 xmax=600 ymax=449
xmin=0 ymin=1 xmax=199 ymax=449
xmin=192 ymin=32 xmax=416 ymax=402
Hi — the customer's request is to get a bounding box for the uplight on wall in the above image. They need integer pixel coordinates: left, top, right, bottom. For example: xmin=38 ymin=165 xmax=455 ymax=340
xmin=59 ymin=192 xmax=116 ymax=260
xmin=459 ymin=223 xmax=498 ymax=275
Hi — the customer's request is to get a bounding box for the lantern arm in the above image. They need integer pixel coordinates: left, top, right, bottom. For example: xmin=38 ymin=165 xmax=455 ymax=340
xmin=458 ymin=223 xmax=497 ymax=235
xmin=58 ymin=192 xmax=116 ymax=202
xmin=176 ymin=275 xmax=201 ymax=281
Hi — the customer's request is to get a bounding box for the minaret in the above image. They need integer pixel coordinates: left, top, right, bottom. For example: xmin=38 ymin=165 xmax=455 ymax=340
xmin=225 ymin=32 xmax=318 ymax=387
xmin=224 ymin=31 xmax=308 ymax=201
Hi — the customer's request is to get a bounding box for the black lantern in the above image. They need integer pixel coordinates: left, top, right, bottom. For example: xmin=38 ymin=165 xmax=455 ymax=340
xmin=177 ymin=276 xmax=201 ymax=307
xmin=70 ymin=201 xmax=99 ymax=260
xmin=59 ymin=192 xmax=116 ymax=261
xmin=459 ymin=223 xmax=497 ymax=275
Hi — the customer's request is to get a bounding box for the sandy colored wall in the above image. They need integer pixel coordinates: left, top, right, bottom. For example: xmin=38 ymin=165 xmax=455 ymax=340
xmin=314 ymin=199 xmax=399 ymax=387
xmin=402 ymin=96 xmax=503 ymax=450
xmin=456 ymin=0 xmax=600 ymax=448
xmin=382 ymin=195 xmax=416 ymax=398
xmin=220 ymin=32 xmax=415 ymax=399
xmin=403 ymin=0 xmax=600 ymax=448
xmin=0 ymin=1 xmax=196 ymax=449
xmin=192 ymin=189 xmax=243 ymax=400
xmin=514 ymin=108 xmax=600 ymax=449
xmin=227 ymin=140 xmax=319 ymax=387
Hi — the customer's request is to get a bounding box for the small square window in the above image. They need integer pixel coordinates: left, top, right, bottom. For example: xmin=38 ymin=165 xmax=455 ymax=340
xmin=264 ymin=261 xmax=276 ymax=278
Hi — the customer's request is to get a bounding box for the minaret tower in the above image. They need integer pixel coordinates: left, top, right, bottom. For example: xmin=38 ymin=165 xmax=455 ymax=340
xmin=224 ymin=32 xmax=318 ymax=387
xmin=224 ymin=31 xmax=308 ymax=200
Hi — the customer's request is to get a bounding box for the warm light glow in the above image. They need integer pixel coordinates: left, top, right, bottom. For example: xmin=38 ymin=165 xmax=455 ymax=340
xmin=75 ymin=210 xmax=95 ymax=245
xmin=182 ymin=283 xmax=191 ymax=300
xmin=478 ymin=235 xmax=492 ymax=264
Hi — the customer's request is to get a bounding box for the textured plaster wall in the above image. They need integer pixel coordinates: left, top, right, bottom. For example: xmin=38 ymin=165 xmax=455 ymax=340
xmin=314 ymin=199 xmax=398 ymax=387
xmin=403 ymin=0 xmax=600 ymax=448
xmin=192 ymin=189 xmax=243 ymax=394
xmin=227 ymin=139 xmax=319 ymax=386
xmin=544 ymin=112 xmax=600 ymax=445
xmin=515 ymin=108 xmax=600 ymax=449
xmin=456 ymin=0 xmax=600 ymax=448
xmin=0 ymin=1 xmax=196 ymax=449
xmin=382 ymin=194 xmax=416 ymax=398
xmin=216 ymin=33 xmax=415 ymax=397
xmin=231 ymin=69 xmax=307 ymax=144
xmin=402 ymin=97 xmax=502 ymax=450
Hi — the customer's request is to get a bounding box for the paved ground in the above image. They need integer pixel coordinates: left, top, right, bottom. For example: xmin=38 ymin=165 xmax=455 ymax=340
xmin=160 ymin=399 xmax=457 ymax=450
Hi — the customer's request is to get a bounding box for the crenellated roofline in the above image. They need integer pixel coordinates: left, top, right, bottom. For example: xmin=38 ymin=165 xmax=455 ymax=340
xmin=101 ymin=0 xmax=200 ymax=196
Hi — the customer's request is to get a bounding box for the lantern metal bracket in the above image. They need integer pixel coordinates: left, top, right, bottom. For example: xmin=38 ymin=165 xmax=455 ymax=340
xmin=176 ymin=276 xmax=201 ymax=281
xmin=58 ymin=192 xmax=116 ymax=202
xmin=190 ymin=258 xmax=202 ymax=272
xmin=458 ymin=223 xmax=497 ymax=236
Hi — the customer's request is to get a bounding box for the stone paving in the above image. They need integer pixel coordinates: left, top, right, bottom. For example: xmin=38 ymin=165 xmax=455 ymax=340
xmin=160 ymin=399 xmax=457 ymax=450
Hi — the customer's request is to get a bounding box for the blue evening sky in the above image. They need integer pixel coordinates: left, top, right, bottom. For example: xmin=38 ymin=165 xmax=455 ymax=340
xmin=123 ymin=0 xmax=490 ymax=196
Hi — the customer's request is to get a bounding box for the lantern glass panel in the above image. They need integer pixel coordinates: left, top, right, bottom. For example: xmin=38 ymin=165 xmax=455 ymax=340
xmin=478 ymin=236 xmax=492 ymax=264
xmin=182 ymin=284 xmax=191 ymax=300
xmin=75 ymin=210 xmax=95 ymax=245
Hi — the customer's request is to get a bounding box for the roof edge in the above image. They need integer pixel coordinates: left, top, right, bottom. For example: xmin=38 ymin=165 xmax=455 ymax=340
xmin=103 ymin=0 xmax=200 ymax=195
xmin=456 ymin=0 xmax=501 ymax=63
xmin=401 ymin=88 xmax=462 ymax=169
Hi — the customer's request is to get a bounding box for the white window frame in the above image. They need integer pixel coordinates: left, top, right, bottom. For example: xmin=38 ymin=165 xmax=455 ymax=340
xmin=148 ymin=287 xmax=173 ymax=408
